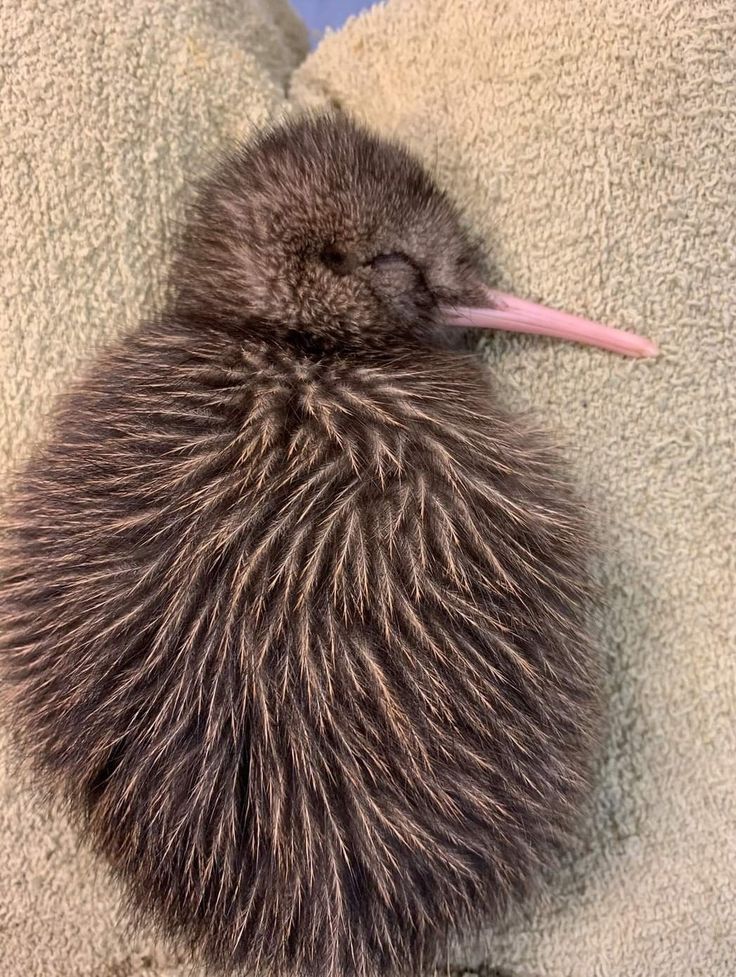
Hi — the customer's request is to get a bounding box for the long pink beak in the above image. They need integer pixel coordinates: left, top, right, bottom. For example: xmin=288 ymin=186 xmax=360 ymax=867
xmin=442 ymin=287 xmax=658 ymax=358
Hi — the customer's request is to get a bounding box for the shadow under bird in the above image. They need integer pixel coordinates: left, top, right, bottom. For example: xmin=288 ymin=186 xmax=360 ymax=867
xmin=0 ymin=113 xmax=656 ymax=976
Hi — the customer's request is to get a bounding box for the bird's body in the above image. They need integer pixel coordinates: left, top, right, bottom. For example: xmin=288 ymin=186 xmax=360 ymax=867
xmin=1 ymin=114 xmax=600 ymax=977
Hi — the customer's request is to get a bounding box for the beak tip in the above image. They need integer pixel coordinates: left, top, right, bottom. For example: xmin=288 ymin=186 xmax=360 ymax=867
xmin=639 ymin=339 xmax=660 ymax=359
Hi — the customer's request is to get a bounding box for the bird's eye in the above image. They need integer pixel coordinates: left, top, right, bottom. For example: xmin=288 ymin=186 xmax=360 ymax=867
xmin=320 ymin=247 xmax=354 ymax=276
xmin=368 ymin=252 xmax=409 ymax=270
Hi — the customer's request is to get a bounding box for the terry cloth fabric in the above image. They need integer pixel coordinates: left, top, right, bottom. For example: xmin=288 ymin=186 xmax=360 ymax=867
xmin=0 ymin=2 xmax=306 ymax=975
xmin=291 ymin=2 xmax=736 ymax=975
xmin=2 ymin=0 xmax=735 ymax=974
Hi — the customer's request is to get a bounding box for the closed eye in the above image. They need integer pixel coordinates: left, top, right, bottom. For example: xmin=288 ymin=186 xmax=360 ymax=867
xmin=367 ymin=251 xmax=432 ymax=298
xmin=366 ymin=252 xmax=410 ymax=269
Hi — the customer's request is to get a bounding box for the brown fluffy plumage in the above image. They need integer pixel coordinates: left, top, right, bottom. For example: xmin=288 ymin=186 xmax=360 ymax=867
xmin=0 ymin=114 xmax=600 ymax=976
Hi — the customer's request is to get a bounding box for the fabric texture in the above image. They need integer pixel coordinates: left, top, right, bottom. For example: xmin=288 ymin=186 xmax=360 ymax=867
xmin=291 ymin=2 xmax=736 ymax=974
xmin=2 ymin=0 xmax=734 ymax=975
xmin=0 ymin=2 xmax=306 ymax=975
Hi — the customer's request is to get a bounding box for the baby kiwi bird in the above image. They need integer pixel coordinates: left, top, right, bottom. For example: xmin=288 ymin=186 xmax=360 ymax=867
xmin=0 ymin=113 xmax=655 ymax=976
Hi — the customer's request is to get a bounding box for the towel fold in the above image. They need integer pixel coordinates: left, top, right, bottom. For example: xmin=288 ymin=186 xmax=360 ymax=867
xmin=2 ymin=0 xmax=734 ymax=974
xmin=291 ymin=1 xmax=736 ymax=973
xmin=0 ymin=2 xmax=305 ymax=974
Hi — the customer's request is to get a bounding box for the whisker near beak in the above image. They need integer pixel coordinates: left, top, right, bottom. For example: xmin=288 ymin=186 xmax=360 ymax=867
xmin=441 ymin=287 xmax=658 ymax=359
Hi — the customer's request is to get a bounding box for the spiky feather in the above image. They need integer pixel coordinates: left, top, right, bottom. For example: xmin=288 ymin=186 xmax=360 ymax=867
xmin=0 ymin=114 xmax=599 ymax=977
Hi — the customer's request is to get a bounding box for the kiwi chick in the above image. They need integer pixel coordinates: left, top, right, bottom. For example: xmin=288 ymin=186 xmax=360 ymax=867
xmin=0 ymin=113 xmax=600 ymax=977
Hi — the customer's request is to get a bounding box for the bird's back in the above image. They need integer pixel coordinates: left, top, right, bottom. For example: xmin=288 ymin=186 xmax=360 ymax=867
xmin=1 ymin=319 xmax=599 ymax=977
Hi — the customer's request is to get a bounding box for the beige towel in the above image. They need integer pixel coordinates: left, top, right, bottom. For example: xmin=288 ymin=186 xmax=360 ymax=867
xmin=3 ymin=0 xmax=735 ymax=974
xmin=0 ymin=2 xmax=306 ymax=974
xmin=292 ymin=1 xmax=736 ymax=974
